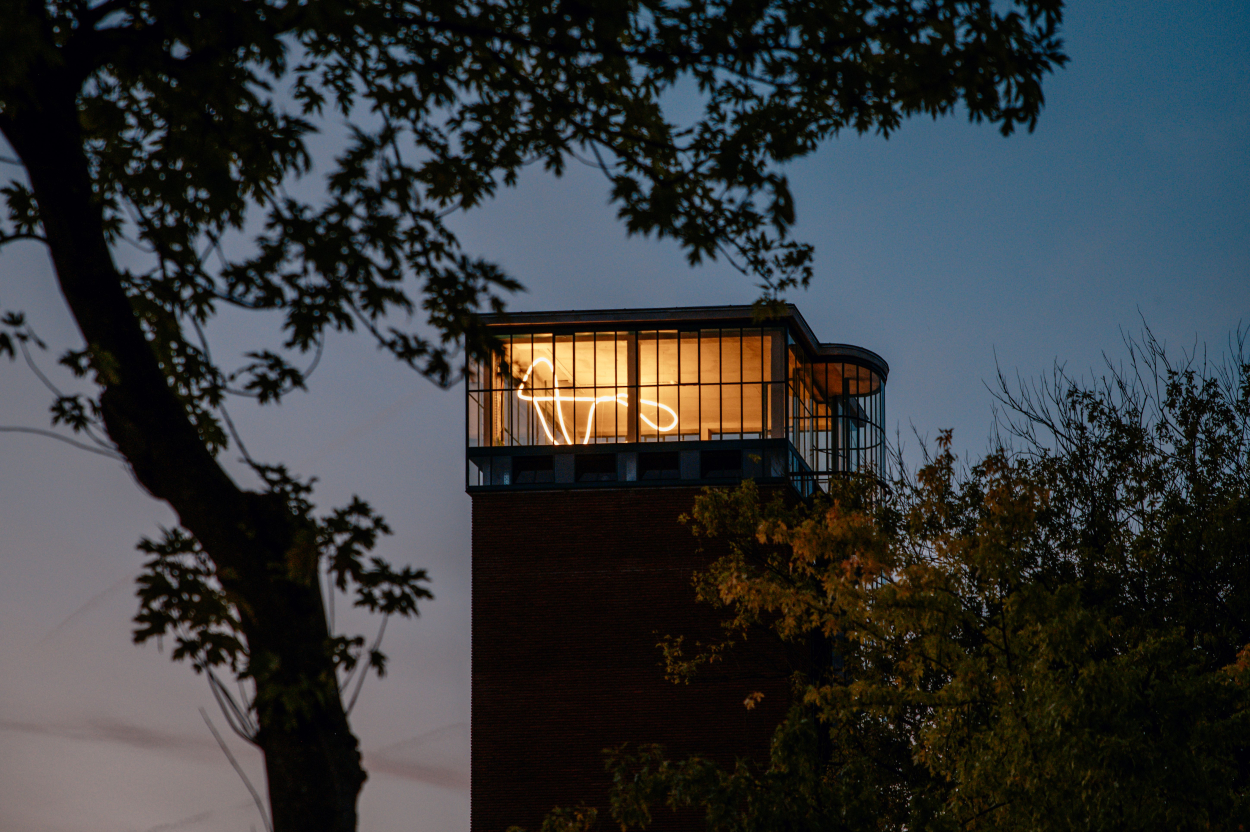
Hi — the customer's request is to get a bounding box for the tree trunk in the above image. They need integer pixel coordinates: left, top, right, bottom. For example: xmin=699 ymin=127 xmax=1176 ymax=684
xmin=0 ymin=28 xmax=366 ymax=832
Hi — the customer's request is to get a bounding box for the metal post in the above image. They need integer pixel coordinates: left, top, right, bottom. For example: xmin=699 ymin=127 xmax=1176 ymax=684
xmin=626 ymin=331 xmax=639 ymax=443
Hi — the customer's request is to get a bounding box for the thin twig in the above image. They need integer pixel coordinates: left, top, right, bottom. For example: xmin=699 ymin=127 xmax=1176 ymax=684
xmin=345 ymin=615 xmax=388 ymax=715
xmin=185 ymin=316 xmax=261 ymax=464
xmin=18 ymin=340 xmax=118 ymax=451
xmin=326 ymin=564 xmax=336 ymax=634
xmin=0 ymin=426 xmax=122 ymax=459
xmin=208 ymin=669 xmax=259 ymax=743
xmin=19 ymin=339 xmax=62 ymax=397
xmin=199 ymin=708 xmax=272 ymax=832
xmin=219 ymin=403 xmax=257 ymax=467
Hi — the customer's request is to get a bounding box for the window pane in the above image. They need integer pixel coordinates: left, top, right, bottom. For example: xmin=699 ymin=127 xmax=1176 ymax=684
xmin=721 ymin=383 xmax=743 ymax=438
xmin=680 ymin=331 xmax=699 ymax=384
xmin=639 ymin=331 xmax=659 ymax=386
xmin=700 ymin=383 xmax=721 ymax=440
xmin=679 ymin=385 xmax=700 ymax=439
xmin=700 ymin=329 xmax=720 ymax=384
xmin=657 ymin=331 xmax=679 ymax=384
xmin=719 ymin=329 xmax=742 ymax=383
xmin=742 ymin=329 xmax=763 ymax=383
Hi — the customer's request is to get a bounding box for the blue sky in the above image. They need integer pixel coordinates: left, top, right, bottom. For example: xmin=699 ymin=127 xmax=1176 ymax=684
xmin=1 ymin=3 xmax=1247 ymax=830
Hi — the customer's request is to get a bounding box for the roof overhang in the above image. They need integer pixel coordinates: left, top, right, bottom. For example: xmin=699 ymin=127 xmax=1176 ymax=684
xmin=481 ymin=304 xmax=889 ymax=382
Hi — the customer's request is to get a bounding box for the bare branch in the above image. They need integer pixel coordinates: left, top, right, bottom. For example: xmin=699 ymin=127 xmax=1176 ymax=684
xmin=208 ymin=668 xmax=259 ymax=744
xmin=345 ymin=615 xmax=388 ymax=716
xmin=199 ymin=708 xmax=272 ymax=832
xmin=0 ymin=425 xmax=121 ymax=459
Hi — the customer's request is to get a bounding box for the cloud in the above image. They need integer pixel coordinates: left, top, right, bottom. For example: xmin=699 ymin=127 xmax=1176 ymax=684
xmin=1 ymin=715 xmax=470 ymax=791
xmin=365 ymin=722 xmax=470 ymax=791
xmin=0 ymin=715 xmax=218 ymax=762
xmin=364 ymin=754 xmax=469 ymax=791
xmin=139 ymin=808 xmax=216 ymax=832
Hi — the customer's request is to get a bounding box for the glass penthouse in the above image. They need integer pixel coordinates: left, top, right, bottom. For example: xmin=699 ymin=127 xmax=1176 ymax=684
xmin=467 ymin=305 xmax=887 ymax=495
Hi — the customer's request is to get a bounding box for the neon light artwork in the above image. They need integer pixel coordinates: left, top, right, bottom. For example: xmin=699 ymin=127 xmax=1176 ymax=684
xmin=517 ymin=357 xmax=678 ymax=444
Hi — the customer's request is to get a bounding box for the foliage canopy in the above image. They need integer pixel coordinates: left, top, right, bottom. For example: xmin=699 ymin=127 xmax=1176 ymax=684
xmin=554 ymin=331 xmax=1250 ymax=832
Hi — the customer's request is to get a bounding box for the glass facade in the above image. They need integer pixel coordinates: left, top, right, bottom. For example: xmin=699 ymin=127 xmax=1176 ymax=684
xmin=467 ymin=311 xmax=886 ymax=493
xmin=637 ymin=330 xmax=778 ymax=442
xmin=468 ymin=329 xmax=783 ymax=448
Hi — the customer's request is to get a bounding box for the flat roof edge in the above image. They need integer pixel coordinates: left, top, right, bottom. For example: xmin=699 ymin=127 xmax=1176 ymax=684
xmin=481 ymin=304 xmax=889 ymax=381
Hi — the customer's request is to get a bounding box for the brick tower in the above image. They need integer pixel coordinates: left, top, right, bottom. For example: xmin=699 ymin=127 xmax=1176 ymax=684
xmin=466 ymin=306 xmax=887 ymax=832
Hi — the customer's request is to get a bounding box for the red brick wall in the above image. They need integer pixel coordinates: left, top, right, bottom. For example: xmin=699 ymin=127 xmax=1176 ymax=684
xmin=471 ymin=487 xmax=802 ymax=832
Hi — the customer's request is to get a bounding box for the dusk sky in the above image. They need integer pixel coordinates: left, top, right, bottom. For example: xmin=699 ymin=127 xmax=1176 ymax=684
xmin=1 ymin=2 xmax=1248 ymax=831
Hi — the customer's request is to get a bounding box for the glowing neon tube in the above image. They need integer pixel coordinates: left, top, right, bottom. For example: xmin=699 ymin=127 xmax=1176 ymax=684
xmin=516 ymin=358 xmax=678 ymax=444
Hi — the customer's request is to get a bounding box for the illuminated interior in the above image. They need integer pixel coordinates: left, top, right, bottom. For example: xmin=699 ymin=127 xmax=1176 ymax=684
xmin=515 ymin=356 xmax=679 ymax=445
xmin=637 ymin=330 xmax=775 ymax=441
xmin=481 ymin=330 xmax=781 ymax=446
xmin=466 ymin=313 xmax=886 ymax=491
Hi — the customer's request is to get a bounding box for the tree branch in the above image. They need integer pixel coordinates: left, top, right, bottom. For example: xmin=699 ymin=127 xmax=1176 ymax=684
xmin=0 ymin=425 xmax=122 ymax=459
xmin=199 ymin=707 xmax=272 ymax=832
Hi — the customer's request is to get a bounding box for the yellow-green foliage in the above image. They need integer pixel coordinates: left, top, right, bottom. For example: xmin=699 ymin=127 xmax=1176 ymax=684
xmin=602 ymin=332 xmax=1250 ymax=832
